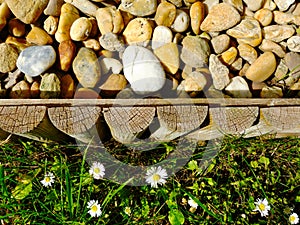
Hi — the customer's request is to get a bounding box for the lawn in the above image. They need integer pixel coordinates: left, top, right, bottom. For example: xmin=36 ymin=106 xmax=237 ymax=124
xmin=0 ymin=135 xmax=299 ymax=224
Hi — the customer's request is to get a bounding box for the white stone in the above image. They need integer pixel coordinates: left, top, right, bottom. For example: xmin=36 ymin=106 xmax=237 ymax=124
xmin=274 ymin=0 xmax=295 ymax=11
xmin=171 ymin=10 xmax=190 ymax=33
xmin=122 ymin=46 xmax=166 ymax=94
xmin=152 ymin=26 xmax=173 ymax=50
xmin=225 ymin=76 xmax=252 ymax=98
xmin=287 ymin=36 xmax=300 ymax=52
xmin=100 ymin=58 xmax=123 ymax=74
xmin=209 ymin=54 xmax=230 ymax=90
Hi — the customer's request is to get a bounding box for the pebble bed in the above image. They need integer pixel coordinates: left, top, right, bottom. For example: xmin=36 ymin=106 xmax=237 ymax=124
xmin=0 ymin=0 xmax=300 ymax=99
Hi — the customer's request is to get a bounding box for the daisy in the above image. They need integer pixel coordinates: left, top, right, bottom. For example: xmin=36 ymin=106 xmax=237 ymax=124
xmin=145 ymin=166 xmax=168 ymax=188
xmin=124 ymin=206 xmax=131 ymax=216
xmin=253 ymin=198 xmax=271 ymax=217
xmin=41 ymin=172 xmax=55 ymax=187
xmin=289 ymin=213 xmax=299 ymax=224
xmin=188 ymin=197 xmax=198 ymax=209
xmin=87 ymin=200 xmax=102 ymax=217
xmin=89 ymin=162 xmax=105 ymax=179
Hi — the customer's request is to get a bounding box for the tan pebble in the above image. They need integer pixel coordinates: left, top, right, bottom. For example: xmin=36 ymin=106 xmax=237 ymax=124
xmin=44 ymin=16 xmax=59 ymax=35
xmin=211 ymin=34 xmax=231 ymax=54
xmin=274 ymin=0 xmax=295 ymax=11
xmin=100 ymin=57 xmax=123 ymax=74
xmin=259 ymin=39 xmax=285 ymax=58
xmin=254 ymin=8 xmax=273 ymax=26
xmin=168 ymin=0 xmax=182 ymax=7
xmin=99 ymin=32 xmax=125 ymax=52
xmin=171 ymin=9 xmax=190 ymax=33
xmin=178 ymin=71 xmax=207 ymax=92
xmin=58 ymin=40 xmax=76 ymax=71
xmin=273 ymin=11 xmax=300 ymax=25
xmin=220 ymin=47 xmax=237 ymax=65
xmin=119 ymin=0 xmax=157 ymax=17
xmin=10 ymin=80 xmax=30 ymax=98
xmin=154 ymin=42 xmax=179 ymax=74
xmin=190 ymin=1 xmax=205 ymax=35
xmin=223 ymin=0 xmax=244 ymax=13
xmin=263 ymin=0 xmax=277 ymax=10
xmin=44 ymin=0 xmax=64 ymax=16
xmin=274 ymin=59 xmax=288 ymax=80
xmin=8 ymin=18 xmax=25 ymax=37
xmin=96 ymin=7 xmax=124 ymax=35
xmin=243 ymin=0 xmax=264 ymax=11
xmin=152 ymin=25 xmax=173 ymax=49
xmin=292 ymin=3 xmax=300 ymax=16
xmin=230 ymin=57 xmax=243 ymax=71
xmin=238 ymin=62 xmax=250 ymax=77
xmin=262 ymin=25 xmax=295 ymax=43
xmin=154 ymin=1 xmax=176 ymax=27
xmin=40 ymin=73 xmax=61 ymax=99
xmin=26 ymin=26 xmax=53 ymax=45
xmin=64 ymin=0 xmax=98 ymax=17
xmin=100 ymin=73 xmax=127 ymax=97
xmin=55 ymin=3 xmax=80 ymax=43
xmin=74 ymin=87 xmax=101 ymax=99
xmin=70 ymin=17 xmax=92 ymax=41
xmin=123 ymin=18 xmax=153 ymax=45
xmin=88 ymin=17 xmax=99 ymax=37
xmin=5 ymin=36 xmax=30 ymax=51
xmin=60 ymin=74 xmax=75 ymax=98
xmin=238 ymin=43 xmax=258 ymax=64
xmin=182 ymin=64 xmax=193 ymax=79
xmin=0 ymin=43 xmax=18 ymax=73
xmin=83 ymin=39 xmax=101 ymax=51
xmin=99 ymin=49 xmax=115 ymax=58
xmin=0 ymin=2 xmax=11 ymax=32
xmin=260 ymin=86 xmax=283 ymax=98
xmin=30 ymin=81 xmax=40 ymax=98
xmin=245 ymin=52 xmax=277 ymax=82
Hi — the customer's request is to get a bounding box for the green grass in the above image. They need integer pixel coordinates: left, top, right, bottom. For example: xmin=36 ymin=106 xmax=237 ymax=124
xmin=0 ymin=135 xmax=299 ymax=224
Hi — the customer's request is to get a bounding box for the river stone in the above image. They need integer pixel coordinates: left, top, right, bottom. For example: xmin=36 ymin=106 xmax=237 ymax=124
xmin=10 ymin=80 xmax=31 ymax=98
xmin=123 ymin=18 xmax=153 ymax=45
xmin=263 ymin=25 xmax=295 ymax=42
xmin=220 ymin=47 xmax=237 ymax=65
xmin=99 ymin=32 xmax=125 ymax=52
xmin=177 ymin=71 xmax=207 ymax=92
xmin=40 ymin=73 xmax=61 ymax=98
xmin=223 ymin=0 xmax=244 ymax=13
xmin=245 ymin=52 xmax=277 ymax=82
xmin=227 ymin=17 xmax=262 ymax=47
xmin=274 ymin=0 xmax=295 ymax=11
xmin=154 ymin=1 xmax=176 ymax=27
xmin=6 ymin=0 xmax=49 ymax=24
xmin=238 ymin=43 xmax=257 ymax=64
xmin=273 ymin=11 xmax=300 ymax=25
xmin=73 ymin=47 xmax=101 ymax=88
xmin=152 ymin=26 xmax=173 ymax=49
xmin=254 ymin=8 xmax=273 ymax=26
xmin=284 ymin=52 xmax=300 ymax=76
xmin=154 ymin=42 xmax=179 ymax=74
xmin=225 ymin=76 xmax=252 ymax=98
xmin=274 ymin=59 xmax=289 ymax=79
xmin=17 ymin=45 xmax=56 ymax=77
xmin=100 ymin=73 xmax=127 ymax=97
xmin=259 ymin=39 xmax=285 ymax=58
xmin=119 ymin=0 xmax=157 ymax=17
xmin=243 ymin=0 xmax=264 ymax=11
xmin=287 ymin=36 xmax=300 ymax=52
xmin=0 ymin=43 xmax=18 ymax=73
xmin=211 ymin=34 xmax=231 ymax=54
xmin=122 ymin=45 xmax=165 ymax=94
xmin=263 ymin=0 xmax=277 ymax=10
xmin=200 ymin=3 xmax=241 ymax=32
xmin=260 ymin=86 xmax=283 ymax=98
xmin=190 ymin=1 xmax=205 ymax=35
xmin=209 ymin=54 xmax=230 ymax=90
xmin=181 ymin=36 xmax=210 ymax=68
xmin=171 ymin=9 xmax=190 ymax=33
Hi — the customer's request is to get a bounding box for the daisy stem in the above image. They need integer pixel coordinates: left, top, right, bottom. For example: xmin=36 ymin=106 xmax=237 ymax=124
xmin=65 ymin=164 xmax=74 ymax=219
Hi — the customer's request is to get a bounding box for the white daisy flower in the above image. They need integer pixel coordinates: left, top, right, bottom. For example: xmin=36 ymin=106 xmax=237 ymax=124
xmin=87 ymin=200 xmax=102 ymax=217
xmin=89 ymin=162 xmax=105 ymax=179
xmin=253 ymin=198 xmax=271 ymax=217
xmin=41 ymin=172 xmax=55 ymax=187
xmin=188 ymin=197 xmax=198 ymax=209
xmin=289 ymin=213 xmax=299 ymax=224
xmin=145 ymin=166 xmax=168 ymax=188
xmin=124 ymin=206 xmax=131 ymax=216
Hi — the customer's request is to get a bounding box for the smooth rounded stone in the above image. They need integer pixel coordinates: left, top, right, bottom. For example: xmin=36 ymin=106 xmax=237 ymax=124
xmin=259 ymin=39 xmax=285 ymax=58
xmin=284 ymin=52 xmax=300 ymax=75
xmin=260 ymin=86 xmax=283 ymax=98
xmin=274 ymin=59 xmax=288 ymax=80
xmin=223 ymin=0 xmax=244 ymax=13
xmin=237 ymin=43 xmax=257 ymax=64
xmin=74 ymin=88 xmax=101 ymax=99
xmin=230 ymin=57 xmax=243 ymax=71
xmin=151 ymin=26 xmax=173 ymax=50
xmin=82 ymin=39 xmax=101 ymax=51
xmin=0 ymin=43 xmax=18 ymax=73
xmin=70 ymin=17 xmax=92 ymax=41
xmin=119 ymin=0 xmax=157 ymax=17
xmin=44 ymin=0 xmax=64 ymax=16
xmin=122 ymin=45 xmax=166 ymax=94
xmin=287 ymin=36 xmax=300 ymax=52
xmin=123 ymin=18 xmax=153 ymax=45
xmin=60 ymin=74 xmax=74 ymax=98
xmin=239 ymin=62 xmax=250 ymax=77
xmin=8 ymin=18 xmax=26 ymax=37
xmin=177 ymin=71 xmax=207 ymax=92
xmin=10 ymin=80 xmax=30 ymax=98
xmin=254 ymin=8 xmax=273 ymax=26
xmin=211 ymin=34 xmax=231 ymax=54
xmin=263 ymin=0 xmax=277 ymax=10
xmin=190 ymin=1 xmax=205 ymax=35
xmin=26 ymin=27 xmax=53 ymax=45
xmin=154 ymin=1 xmax=176 ymax=27
xmin=17 ymin=45 xmax=56 ymax=77
xmin=40 ymin=73 xmax=61 ymax=99
xmin=153 ymin=42 xmax=179 ymax=74
xmin=220 ymin=47 xmax=237 ymax=65
xmin=225 ymin=76 xmax=252 ymax=98
xmin=226 ymin=17 xmax=262 ymax=47
xmin=96 ymin=7 xmax=124 ymax=35
xmin=44 ymin=16 xmax=59 ymax=35
xmin=263 ymin=25 xmax=295 ymax=43
xmin=243 ymin=0 xmax=264 ymax=11
xmin=99 ymin=32 xmax=125 ymax=52
xmin=171 ymin=9 xmax=190 ymax=33
xmin=73 ymin=48 xmax=101 ymax=88
xmin=200 ymin=3 xmax=241 ymax=32
xmin=209 ymin=54 xmax=230 ymax=90
xmin=6 ymin=0 xmax=48 ymax=24
xmin=274 ymin=11 xmax=300 ymax=25
xmin=100 ymin=73 xmax=127 ymax=97
xmin=30 ymin=81 xmax=40 ymax=98
xmin=181 ymin=36 xmax=210 ymax=68
xmin=100 ymin=58 xmax=123 ymax=74
xmin=274 ymin=0 xmax=295 ymax=11
xmin=58 ymin=40 xmax=76 ymax=71
xmin=245 ymin=52 xmax=277 ymax=82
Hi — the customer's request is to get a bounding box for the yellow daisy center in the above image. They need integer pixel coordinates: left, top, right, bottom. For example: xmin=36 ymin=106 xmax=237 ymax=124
xmin=45 ymin=177 xmax=50 ymax=182
xmin=94 ymin=168 xmax=101 ymax=174
xmin=258 ymin=203 xmax=265 ymax=211
xmin=91 ymin=205 xmax=98 ymax=212
xmin=290 ymin=215 xmax=295 ymax=222
xmin=152 ymin=174 xmax=161 ymax=182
